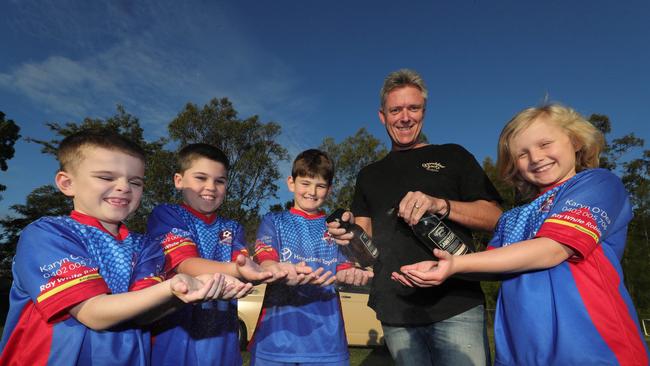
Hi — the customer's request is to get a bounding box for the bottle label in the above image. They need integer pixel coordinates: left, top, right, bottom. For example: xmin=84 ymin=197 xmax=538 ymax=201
xmin=359 ymin=231 xmax=379 ymax=257
xmin=426 ymin=222 xmax=468 ymax=255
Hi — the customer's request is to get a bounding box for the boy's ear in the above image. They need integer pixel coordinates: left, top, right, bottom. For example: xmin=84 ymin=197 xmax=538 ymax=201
xmin=286 ymin=176 xmax=296 ymax=193
xmin=173 ymin=173 xmax=184 ymax=189
xmin=55 ymin=171 xmax=75 ymax=197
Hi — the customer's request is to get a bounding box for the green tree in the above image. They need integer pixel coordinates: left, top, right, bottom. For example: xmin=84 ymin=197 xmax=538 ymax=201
xmin=0 ymin=111 xmax=21 ymax=200
xmin=0 ymin=185 xmax=73 ymax=277
xmin=318 ymin=128 xmax=388 ymax=213
xmin=168 ymin=98 xmax=289 ymax=241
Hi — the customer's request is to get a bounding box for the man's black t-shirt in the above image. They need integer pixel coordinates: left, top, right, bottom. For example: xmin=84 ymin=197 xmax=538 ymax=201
xmin=351 ymin=144 xmax=501 ymax=325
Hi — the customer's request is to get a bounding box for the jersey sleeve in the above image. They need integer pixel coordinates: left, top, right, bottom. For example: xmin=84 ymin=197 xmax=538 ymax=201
xmin=486 ymin=216 xmax=506 ymax=250
xmin=453 ymin=144 xmax=502 ymax=203
xmin=146 ymin=205 xmax=200 ymax=273
xmin=253 ymin=213 xmax=280 ymax=263
xmin=535 ymin=169 xmax=631 ymax=261
xmin=129 ymin=234 xmax=166 ymax=291
xmin=14 ymin=219 xmax=110 ymax=323
xmin=230 ymin=222 xmax=249 ymax=261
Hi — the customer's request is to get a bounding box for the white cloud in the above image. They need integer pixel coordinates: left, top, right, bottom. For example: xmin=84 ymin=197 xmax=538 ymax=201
xmin=0 ymin=1 xmax=313 ymax=139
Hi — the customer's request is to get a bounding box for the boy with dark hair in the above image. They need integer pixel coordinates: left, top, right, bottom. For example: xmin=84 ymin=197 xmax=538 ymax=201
xmin=0 ymin=130 xmax=227 ymax=366
xmin=250 ymin=149 xmax=373 ymax=366
xmin=147 ymin=143 xmax=311 ymax=366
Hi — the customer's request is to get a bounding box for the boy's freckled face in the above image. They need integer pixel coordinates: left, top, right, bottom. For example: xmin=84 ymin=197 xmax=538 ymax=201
xmin=511 ymin=117 xmax=578 ymax=192
xmin=174 ymin=157 xmax=228 ymax=215
xmin=287 ymin=175 xmax=330 ymax=215
xmin=58 ymin=147 xmax=144 ymax=233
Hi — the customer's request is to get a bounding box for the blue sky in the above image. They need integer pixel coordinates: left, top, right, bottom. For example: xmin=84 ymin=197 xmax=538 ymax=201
xmin=1 ymin=0 xmax=649 ymax=218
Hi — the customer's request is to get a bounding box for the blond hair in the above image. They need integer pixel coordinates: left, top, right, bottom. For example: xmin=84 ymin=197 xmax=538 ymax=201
xmin=497 ymin=104 xmax=604 ymax=199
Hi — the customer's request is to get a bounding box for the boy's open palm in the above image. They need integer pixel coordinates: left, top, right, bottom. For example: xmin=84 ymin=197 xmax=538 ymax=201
xmin=235 ymin=254 xmax=277 ymax=284
xmin=218 ymin=273 xmax=254 ymax=299
xmin=336 ymin=267 xmax=374 ymax=287
xmin=393 ymin=249 xmax=454 ymax=287
xmin=171 ymin=273 xmax=225 ymax=303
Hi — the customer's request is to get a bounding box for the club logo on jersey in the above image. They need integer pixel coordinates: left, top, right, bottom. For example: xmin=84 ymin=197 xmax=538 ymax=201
xmin=539 ymin=193 xmax=556 ymax=213
xmin=281 ymin=247 xmax=293 ymax=262
xmin=323 ymin=230 xmax=336 ymax=245
xmin=422 ymin=162 xmax=445 ymax=172
xmin=219 ymin=230 xmax=233 ymax=245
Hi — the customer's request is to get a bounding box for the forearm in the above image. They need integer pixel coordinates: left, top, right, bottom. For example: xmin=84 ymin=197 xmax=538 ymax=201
xmin=71 ymin=280 xmax=179 ymax=330
xmin=177 ymin=257 xmax=237 ymax=277
xmin=444 ymin=199 xmax=501 ymax=232
xmin=355 ymin=216 xmax=372 ymax=237
xmin=453 ymin=237 xmax=573 ymax=274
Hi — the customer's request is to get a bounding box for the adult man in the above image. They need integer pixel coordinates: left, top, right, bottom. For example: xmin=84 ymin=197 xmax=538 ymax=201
xmin=327 ymin=69 xmax=502 ymax=366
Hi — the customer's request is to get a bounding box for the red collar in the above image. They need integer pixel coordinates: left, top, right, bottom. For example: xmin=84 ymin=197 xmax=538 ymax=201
xmin=536 ymin=176 xmax=574 ymax=197
xmin=290 ymin=207 xmax=325 ymax=219
xmin=181 ymin=203 xmax=218 ymax=224
xmin=70 ymin=210 xmax=129 ymax=240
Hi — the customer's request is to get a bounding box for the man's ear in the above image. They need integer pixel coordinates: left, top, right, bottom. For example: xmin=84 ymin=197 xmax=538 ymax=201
xmin=173 ymin=173 xmax=184 ymax=190
xmin=55 ymin=171 xmax=75 ymax=197
xmin=378 ymin=108 xmax=387 ymax=126
xmin=286 ymin=176 xmax=295 ymax=193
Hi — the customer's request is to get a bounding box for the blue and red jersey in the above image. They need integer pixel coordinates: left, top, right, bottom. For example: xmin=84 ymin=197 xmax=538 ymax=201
xmin=250 ymin=208 xmax=352 ymax=364
xmin=489 ymin=169 xmax=649 ymax=365
xmin=0 ymin=211 xmax=164 ymax=366
xmin=146 ymin=203 xmax=248 ymax=366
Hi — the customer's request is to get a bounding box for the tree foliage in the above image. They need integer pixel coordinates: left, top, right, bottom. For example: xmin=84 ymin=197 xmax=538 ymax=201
xmin=0 ymin=185 xmax=73 ymax=276
xmin=0 ymin=111 xmax=21 ymax=200
xmin=318 ymin=128 xmax=388 ymax=213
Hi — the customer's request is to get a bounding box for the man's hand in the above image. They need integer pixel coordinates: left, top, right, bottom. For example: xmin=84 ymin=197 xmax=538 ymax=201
xmin=336 ymin=267 xmax=374 ymax=287
xmin=398 ymin=191 xmax=448 ymax=226
xmin=391 ymin=249 xmax=453 ymax=287
xmin=326 ymin=211 xmax=355 ymax=245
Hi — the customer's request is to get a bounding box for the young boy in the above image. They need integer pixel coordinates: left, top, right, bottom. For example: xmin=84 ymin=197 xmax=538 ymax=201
xmin=394 ymin=104 xmax=649 ymax=365
xmin=146 ymin=143 xmax=311 ymax=366
xmin=250 ymin=149 xmax=374 ymax=366
xmin=0 ymin=130 xmax=226 ymax=366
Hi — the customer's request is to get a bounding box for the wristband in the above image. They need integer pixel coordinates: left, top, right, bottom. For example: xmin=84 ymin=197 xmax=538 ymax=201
xmin=440 ymin=199 xmax=451 ymax=220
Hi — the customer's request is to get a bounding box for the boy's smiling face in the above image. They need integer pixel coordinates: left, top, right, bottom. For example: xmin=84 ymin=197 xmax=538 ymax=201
xmin=287 ymin=175 xmax=330 ymax=215
xmin=174 ymin=157 xmax=228 ymax=216
xmin=55 ymin=146 xmax=144 ymax=235
xmin=511 ymin=117 xmax=578 ymax=192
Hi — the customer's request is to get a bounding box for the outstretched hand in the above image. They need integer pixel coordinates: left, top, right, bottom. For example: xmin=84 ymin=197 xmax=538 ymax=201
xmin=260 ymin=260 xmax=315 ymax=286
xmin=170 ymin=273 xmax=226 ymax=303
xmin=203 ymin=273 xmax=254 ymax=300
xmin=391 ymin=249 xmax=455 ymax=288
xmin=235 ymin=254 xmax=277 ymax=284
xmin=336 ymin=267 xmax=374 ymax=287
xmin=306 ymin=266 xmax=337 ymax=287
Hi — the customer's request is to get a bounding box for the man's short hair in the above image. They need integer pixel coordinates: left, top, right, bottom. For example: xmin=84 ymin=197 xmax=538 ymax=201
xmin=57 ymin=129 xmax=146 ymax=172
xmin=177 ymin=143 xmax=230 ymax=174
xmin=380 ymin=69 xmax=428 ymax=109
xmin=291 ymin=149 xmax=334 ymax=185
